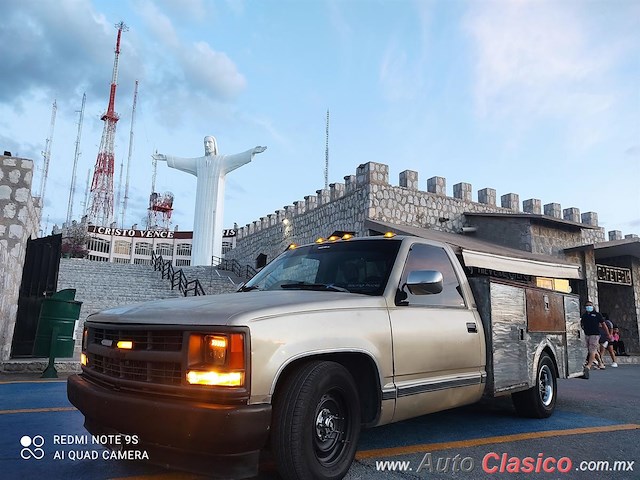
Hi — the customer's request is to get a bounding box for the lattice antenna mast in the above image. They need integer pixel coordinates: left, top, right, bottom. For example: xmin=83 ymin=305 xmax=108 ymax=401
xmin=82 ymin=168 xmax=91 ymax=215
xmin=324 ymin=109 xmax=329 ymax=190
xmin=66 ymin=93 xmax=86 ymax=225
xmin=88 ymin=21 xmax=128 ymax=226
xmin=120 ymin=79 xmax=138 ymax=227
xmin=147 ymin=152 xmax=158 ymax=229
xmin=39 ymin=99 xmax=57 ymax=209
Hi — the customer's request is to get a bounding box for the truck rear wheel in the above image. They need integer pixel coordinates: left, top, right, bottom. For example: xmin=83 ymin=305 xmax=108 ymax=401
xmin=271 ymin=361 xmax=361 ymax=480
xmin=511 ymin=353 xmax=557 ymax=418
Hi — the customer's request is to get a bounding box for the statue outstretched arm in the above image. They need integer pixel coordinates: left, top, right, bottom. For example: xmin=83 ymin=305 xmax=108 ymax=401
xmin=153 ymin=153 xmax=198 ymax=176
xmin=223 ymin=146 xmax=267 ymax=174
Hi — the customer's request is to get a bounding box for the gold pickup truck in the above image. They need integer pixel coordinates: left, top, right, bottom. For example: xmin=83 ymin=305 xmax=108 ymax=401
xmin=67 ymin=234 xmax=584 ymax=479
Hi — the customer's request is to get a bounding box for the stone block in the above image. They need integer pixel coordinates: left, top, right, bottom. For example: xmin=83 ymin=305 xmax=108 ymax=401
xmin=316 ymin=189 xmax=330 ymax=206
xmin=544 ymin=203 xmax=562 ymax=218
xmin=581 ymin=212 xmax=598 ymax=226
xmin=608 ymin=230 xmax=623 ymax=241
xmin=0 ymin=185 xmax=10 ymax=200
xmin=329 ymin=183 xmax=345 ymax=202
xmin=3 ymin=203 xmax=16 ymax=219
xmin=501 ymin=193 xmax=520 ymax=211
xmin=563 ymin=207 xmax=580 ymax=223
xmin=8 ymin=170 xmax=21 ymax=184
xmin=304 ymin=195 xmax=317 ymax=211
xmin=294 ymin=201 xmax=305 ymax=215
xmin=15 ymin=188 xmax=29 ymax=203
xmin=344 ymin=175 xmax=356 ymax=193
xmin=356 ymin=162 xmax=389 ymax=186
xmin=453 ymin=182 xmax=472 ymax=202
xmin=523 ymin=198 xmax=542 ymax=214
xmin=2 ymin=158 xmax=16 ymax=167
xmin=427 ymin=176 xmax=446 ymax=195
xmin=9 ymin=224 xmax=23 ymax=240
xmin=478 ymin=188 xmax=496 ymax=206
xmin=399 ymin=170 xmax=419 ymax=190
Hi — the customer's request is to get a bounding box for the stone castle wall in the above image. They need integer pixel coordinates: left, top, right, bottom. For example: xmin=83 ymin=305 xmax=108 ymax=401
xmin=228 ymin=161 xmax=607 ymax=270
xmin=0 ymin=155 xmax=41 ymax=362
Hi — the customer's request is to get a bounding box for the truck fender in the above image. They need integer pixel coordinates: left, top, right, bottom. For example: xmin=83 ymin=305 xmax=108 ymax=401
xmin=269 ymin=349 xmax=386 ymax=426
xmin=530 ymin=341 xmax=561 ymax=386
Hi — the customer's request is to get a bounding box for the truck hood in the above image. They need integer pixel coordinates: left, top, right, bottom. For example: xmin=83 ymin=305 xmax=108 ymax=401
xmin=87 ymin=290 xmax=388 ymax=326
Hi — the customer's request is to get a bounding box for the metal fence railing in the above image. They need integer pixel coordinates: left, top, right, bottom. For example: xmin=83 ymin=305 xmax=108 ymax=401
xmin=151 ymin=252 xmax=205 ymax=296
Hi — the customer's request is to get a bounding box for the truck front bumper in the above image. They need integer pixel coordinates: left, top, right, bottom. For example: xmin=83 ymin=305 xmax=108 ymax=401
xmin=67 ymin=373 xmax=271 ymax=478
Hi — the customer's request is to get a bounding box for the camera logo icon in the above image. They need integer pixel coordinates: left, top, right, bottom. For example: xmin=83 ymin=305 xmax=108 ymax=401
xmin=20 ymin=435 xmax=45 ymax=460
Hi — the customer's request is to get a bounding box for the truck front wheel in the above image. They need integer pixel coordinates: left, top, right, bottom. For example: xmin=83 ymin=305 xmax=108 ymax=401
xmin=271 ymin=361 xmax=361 ymax=480
xmin=511 ymin=353 xmax=557 ymax=418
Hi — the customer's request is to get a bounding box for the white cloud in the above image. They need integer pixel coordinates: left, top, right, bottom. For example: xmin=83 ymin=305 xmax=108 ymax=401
xmin=181 ymin=41 xmax=246 ymax=98
xmin=463 ymin=0 xmax=637 ymax=153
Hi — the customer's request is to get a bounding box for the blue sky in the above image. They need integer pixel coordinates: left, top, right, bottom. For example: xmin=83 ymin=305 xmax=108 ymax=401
xmin=1 ymin=0 xmax=639 ymax=237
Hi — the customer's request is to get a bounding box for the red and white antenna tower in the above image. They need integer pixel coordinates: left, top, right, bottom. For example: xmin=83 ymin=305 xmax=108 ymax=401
xmin=88 ymin=21 xmax=128 ymax=226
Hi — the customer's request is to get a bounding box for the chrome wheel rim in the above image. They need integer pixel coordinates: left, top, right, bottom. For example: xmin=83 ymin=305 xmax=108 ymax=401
xmin=539 ymin=364 xmax=554 ymax=407
xmin=313 ymin=392 xmax=349 ymax=466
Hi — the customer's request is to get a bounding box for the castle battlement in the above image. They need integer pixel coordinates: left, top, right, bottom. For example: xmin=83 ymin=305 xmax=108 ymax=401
xmin=236 ymin=161 xmax=619 ymax=242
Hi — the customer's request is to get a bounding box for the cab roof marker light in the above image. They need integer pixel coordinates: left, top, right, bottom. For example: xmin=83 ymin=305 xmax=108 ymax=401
xmin=342 ymin=234 xmax=353 ymax=240
xmin=384 ymin=231 xmax=396 ymax=238
xmin=288 ymin=243 xmax=298 ymax=250
xmin=328 ymin=235 xmax=340 ymax=241
xmin=315 ymin=237 xmax=325 ymax=243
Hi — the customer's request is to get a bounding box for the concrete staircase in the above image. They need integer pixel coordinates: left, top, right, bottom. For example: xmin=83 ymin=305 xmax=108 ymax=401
xmin=0 ymin=259 xmax=240 ymax=374
xmin=181 ymin=265 xmax=244 ymax=295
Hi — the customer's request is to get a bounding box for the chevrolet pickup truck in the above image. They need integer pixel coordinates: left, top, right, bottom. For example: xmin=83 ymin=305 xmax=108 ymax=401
xmin=68 ymin=234 xmax=584 ymax=480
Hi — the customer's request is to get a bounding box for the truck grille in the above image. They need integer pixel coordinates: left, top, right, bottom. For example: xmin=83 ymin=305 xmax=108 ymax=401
xmin=88 ymin=354 xmax=183 ymax=385
xmin=92 ymin=328 xmax=183 ymax=351
xmin=86 ymin=326 xmax=184 ymax=387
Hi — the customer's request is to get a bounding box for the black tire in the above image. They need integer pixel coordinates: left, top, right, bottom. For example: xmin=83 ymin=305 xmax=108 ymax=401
xmin=271 ymin=361 xmax=361 ymax=480
xmin=512 ymin=353 xmax=557 ymax=418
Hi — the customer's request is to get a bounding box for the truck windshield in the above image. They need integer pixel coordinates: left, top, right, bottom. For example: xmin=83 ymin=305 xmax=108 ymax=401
xmin=241 ymin=239 xmax=401 ymax=295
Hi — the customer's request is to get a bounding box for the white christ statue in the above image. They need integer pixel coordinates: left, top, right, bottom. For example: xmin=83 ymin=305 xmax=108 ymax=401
xmin=153 ymin=136 xmax=266 ymax=266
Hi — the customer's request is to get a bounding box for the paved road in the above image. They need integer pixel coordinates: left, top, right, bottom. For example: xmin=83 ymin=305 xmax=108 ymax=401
xmin=1 ymin=366 xmax=638 ymax=480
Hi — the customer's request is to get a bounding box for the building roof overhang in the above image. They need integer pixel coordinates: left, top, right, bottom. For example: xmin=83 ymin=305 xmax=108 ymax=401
xmin=564 ymin=237 xmax=640 ymax=261
xmin=365 ymin=218 xmax=582 ymax=279
xmin=462 ymin=212 xmax=600 ymax=230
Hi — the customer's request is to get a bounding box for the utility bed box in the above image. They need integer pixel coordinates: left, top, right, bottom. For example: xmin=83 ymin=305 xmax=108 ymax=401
xmin=468 ymin=277 xmax=584 ymax=396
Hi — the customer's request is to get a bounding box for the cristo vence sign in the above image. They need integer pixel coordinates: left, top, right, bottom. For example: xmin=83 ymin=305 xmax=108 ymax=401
xmin=89 ymin=226 xmax=175 ymax=239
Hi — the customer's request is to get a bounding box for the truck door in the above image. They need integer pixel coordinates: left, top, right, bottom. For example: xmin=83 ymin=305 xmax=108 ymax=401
xmin=388 ymin=242 xmax=485 ymax=422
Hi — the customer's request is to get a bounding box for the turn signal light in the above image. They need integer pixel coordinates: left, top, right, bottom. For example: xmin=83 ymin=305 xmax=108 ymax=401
xmin=117 ymin=341 xmax=133 ymax=350
xmin=186 ymin=370 xmax=244 ymax=387
xmin=80 ymin=353 xmax=88 ymax=366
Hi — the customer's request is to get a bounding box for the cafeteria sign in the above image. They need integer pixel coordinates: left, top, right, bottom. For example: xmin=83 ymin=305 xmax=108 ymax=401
xmin=596 ymin=265 xmax=632 ymax=286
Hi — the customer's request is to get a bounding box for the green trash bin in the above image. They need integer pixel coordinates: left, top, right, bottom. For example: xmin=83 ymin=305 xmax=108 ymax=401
xmin=32 ymin=289 xmax=82 ymax=358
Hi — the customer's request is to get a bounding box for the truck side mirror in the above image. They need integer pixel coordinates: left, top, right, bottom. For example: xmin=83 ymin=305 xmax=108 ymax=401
xmin=405 ymin=270 xmax=444 ymax=295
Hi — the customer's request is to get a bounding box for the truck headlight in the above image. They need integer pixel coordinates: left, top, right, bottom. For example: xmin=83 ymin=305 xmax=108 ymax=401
xmin=81 ymin=327 xmax=88 ymax=366
xmin=187 ymin=333 xmax=246 ymax=387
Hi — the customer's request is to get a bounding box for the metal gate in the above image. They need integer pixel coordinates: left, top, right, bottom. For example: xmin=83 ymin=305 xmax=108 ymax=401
xmin=10 ymin=234 xmax=62 ymax=357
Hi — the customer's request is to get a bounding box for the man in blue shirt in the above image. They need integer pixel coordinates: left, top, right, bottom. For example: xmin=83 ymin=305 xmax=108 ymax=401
xmin=580 ymin=301 xmax=607 ymax=379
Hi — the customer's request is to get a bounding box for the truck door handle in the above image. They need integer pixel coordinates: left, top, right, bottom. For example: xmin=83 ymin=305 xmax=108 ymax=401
xmin=466 ymin=322 xmax=478 ymax=333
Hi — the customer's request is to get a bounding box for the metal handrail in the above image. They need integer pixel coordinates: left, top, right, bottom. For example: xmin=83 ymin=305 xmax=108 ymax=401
xmin=151 ymin=252 xmax=205 ymax=296
xmin=212 ymin=255 xmax=257 ymax=280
